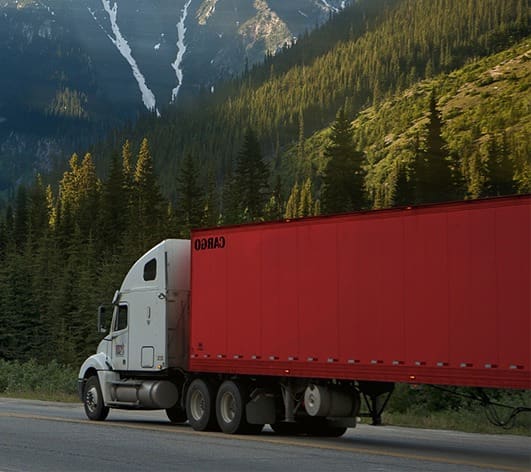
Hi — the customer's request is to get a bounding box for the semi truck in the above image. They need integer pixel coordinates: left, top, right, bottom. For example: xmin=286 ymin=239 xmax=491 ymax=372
xmin=78 ymin=195 xmax=530 ymax=436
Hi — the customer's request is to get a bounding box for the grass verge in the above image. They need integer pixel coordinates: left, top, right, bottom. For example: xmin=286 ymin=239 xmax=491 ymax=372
xmin=0 ymin=359 xmax=79 ymax=403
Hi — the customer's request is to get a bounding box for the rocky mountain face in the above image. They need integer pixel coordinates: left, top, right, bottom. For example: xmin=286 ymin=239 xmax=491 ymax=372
xmin=0 ymin=0 xmax=348 ymax=193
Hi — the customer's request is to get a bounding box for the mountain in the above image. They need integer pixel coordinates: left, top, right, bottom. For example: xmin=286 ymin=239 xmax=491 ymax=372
xmin=118 ymin=0 xmax=528 ymax=198
xmin=0 ymin=0 xmax=348 ymax=197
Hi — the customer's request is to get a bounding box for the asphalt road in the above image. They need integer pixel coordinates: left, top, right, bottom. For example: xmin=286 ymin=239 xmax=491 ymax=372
xmin=0 ymin=398 xmax=529 ymax=472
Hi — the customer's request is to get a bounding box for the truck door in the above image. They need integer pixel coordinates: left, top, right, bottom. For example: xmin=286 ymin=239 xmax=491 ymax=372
xmin=110 ymin=304 xmax=129 ymax=370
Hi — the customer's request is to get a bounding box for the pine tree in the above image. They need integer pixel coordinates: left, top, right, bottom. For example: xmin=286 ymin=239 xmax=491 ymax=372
xmin=202 ymin=168 xmax=221 ymax=228
xmin=133 ymin=138 xmax=164 ymax=250
xmin=297 ymin=107 xmax=306 ymax=165
xmin=13 ymin=185 xmax=28 ymax=251
xmin=122 ymin=139 xmax=135 ymax=203
xmin=393 ymin=160 xmax=415 ymax=206
xmin=77 ymin=152 xmax=100 ymax=237
xmin=233 ymin=127 xmax=269 ymax=222
xmin=298 ymin=178 xmax=314 ymax=217
xmin=415 ymin=93 xmax=454 ymax=203
xmin=221 ymin=174 xmax=241 ymax=225
xmin=101 ymin=151 xmax=127 ymax=250
xmin=28 ymin=175 xmax=50 ymax=242
xmin=264 ymin=174 xmax=284 ymax=221
xmin=175 ymin=154 xmax=204 ymax=237
xmin=484 ymin=132 xmax=515 ymax=196
xmin=321 ymin=107 xmax=365 ymax=214
xmin=284 ymin=183 xmax=300 ymax=219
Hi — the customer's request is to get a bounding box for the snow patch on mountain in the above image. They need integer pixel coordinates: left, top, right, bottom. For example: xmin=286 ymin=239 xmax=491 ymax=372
xmin=171 ymin=0 xmax=191 ymax=103
xmin=97 ymin=1 xmax=159 ymax=116
xmin=319 ymin=0 xmax=339 ymax=13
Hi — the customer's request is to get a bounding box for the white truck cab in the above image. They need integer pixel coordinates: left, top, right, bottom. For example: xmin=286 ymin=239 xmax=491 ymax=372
xmin=78 ymin=240 xmax=190 ymax=420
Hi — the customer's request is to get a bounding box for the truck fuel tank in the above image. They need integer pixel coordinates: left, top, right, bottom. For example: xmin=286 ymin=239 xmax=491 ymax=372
xmin=112 ymin=380 xmax=178 ymax=409
xmin=304 ymin=384 xmax=359 ymax=417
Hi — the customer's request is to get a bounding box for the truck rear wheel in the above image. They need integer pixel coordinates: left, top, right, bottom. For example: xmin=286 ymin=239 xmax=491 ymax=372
xmin=185 ymin=379 xmax=218 ymax=431
xmin=216 ymin=380 xmax=263 ymax=434
xmin=83 ymin=376 xmax=109 ymax=421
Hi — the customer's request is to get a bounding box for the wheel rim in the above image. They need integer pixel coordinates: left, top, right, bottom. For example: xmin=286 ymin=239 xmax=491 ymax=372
xmin=86 ymin=385 xmax=99 ymax=413
xmin=219 ymin=391 xmax=236 ymax=424
xmin=189 ymin=389 xmax=205 ymax=421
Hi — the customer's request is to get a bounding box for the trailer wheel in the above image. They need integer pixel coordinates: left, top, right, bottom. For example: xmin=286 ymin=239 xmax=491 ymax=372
xmin=216 ymin=380 xmax=262 ymax=434
xmin=83 ymin=376 xmax=109 ymax=421
xmin=166 ymin=404 xmax=187 ymax=424
xmin=185 ymin=379 xmax=218 ymax=431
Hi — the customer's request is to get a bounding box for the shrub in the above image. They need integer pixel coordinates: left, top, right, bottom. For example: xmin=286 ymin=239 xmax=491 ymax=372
xmin=0 ymin=359 xmax=78 ymax=399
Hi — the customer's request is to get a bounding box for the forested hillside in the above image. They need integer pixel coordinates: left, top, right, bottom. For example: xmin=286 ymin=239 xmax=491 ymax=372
xmin=0 ymin=0 xmax=529 ymax=366
xmin=132 ymin=0 xmax=529 ymax=195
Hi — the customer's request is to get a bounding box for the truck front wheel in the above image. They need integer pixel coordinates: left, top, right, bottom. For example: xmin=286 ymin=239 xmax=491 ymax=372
xmin=83 ymin=376 xmax=109 ymax=421
xmin=185 ymin=379 xmax=218 ymax=431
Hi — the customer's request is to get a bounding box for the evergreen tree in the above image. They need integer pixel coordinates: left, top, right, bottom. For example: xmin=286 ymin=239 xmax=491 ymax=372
xmin=484 ymin=132 xmax=515 ymax=196
xmin=133 ymin=138 xmax=164 ymax=250
xmin=415 ymin=93 xmax=454 ymax=203
xmin=202 ymin=168 xmax=221 ymax=228
xmin=101 ymin=151 xmax=127 ymax=250
xmin=393 ymin=160 xmax=415 ymax=206
xmin=297 ymin=107 xmax=306 ymax=165
xmin=13 ymin=185 xmax=28 ymax=251
xmin=321 ymin=107 xmax=365 ymax=214
xmin=77 ymin=153 xmax=100 ymax=237
xmin=264 ymin=175 xmax=284 ymax=221
xmin=233 ymin=127 xmax=269 ymax=222
xmin=175 ymin=154 xmax=204 ymax=237
xmin=122 ymin=139 xmax=135 ymax=204
xmin=221 ymin=174 xmax=241 ymax=225
xmin=28 ymin=175 xmax=50 ymax=242
xmin=298 ymin=178 xmax=315 ymax=217
xmin=284 ymin=183 xmax=300 ymax=219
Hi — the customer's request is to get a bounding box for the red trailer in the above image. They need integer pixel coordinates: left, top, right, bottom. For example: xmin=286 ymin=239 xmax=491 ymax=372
xmin=190 ymin=195 xmax=530 ymax=391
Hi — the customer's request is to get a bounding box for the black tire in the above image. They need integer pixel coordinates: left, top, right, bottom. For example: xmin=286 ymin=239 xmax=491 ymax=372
xmin=216 ymin=380 xmax=245 ymax=434
xmin=83 ymin=376 xmax=109 ymax=421
xmin=216 ymin=380 xmax=263 ymax=434
xmin=185 ymin=378 xmax=218 ymax=431
xmin=166 ymin=404 xmax=187 ymax=424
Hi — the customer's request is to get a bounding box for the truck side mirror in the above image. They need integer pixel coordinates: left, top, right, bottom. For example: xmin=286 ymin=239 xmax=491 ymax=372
xmin=97 ymin=305 xmax=108 ymax=334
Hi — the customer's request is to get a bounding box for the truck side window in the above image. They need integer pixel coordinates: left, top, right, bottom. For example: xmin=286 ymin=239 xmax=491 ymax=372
xmin=144 ymin=258 xmax=157 ymax=281
xmin=114 ymin=305 xmax=128 ymax=331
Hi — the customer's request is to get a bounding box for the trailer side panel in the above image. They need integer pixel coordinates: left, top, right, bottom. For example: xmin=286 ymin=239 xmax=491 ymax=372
xmin=189 ymin=196 xmax=530 ymax=389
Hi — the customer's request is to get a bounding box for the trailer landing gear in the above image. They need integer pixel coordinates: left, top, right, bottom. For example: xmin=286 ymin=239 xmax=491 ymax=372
xmin=358 ymin=381 xmax=394 ymax=425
